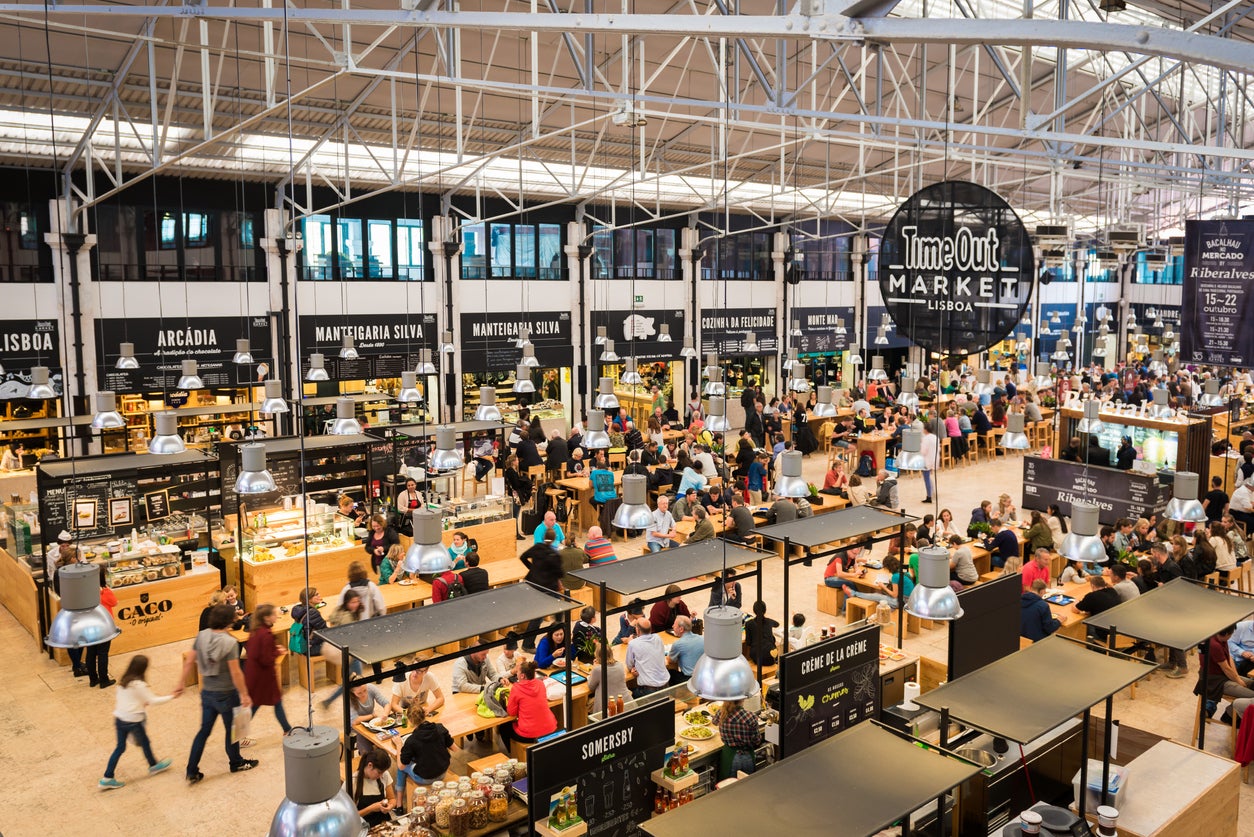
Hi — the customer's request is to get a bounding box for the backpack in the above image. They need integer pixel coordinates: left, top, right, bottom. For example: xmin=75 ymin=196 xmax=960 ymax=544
xmin=475 ymin=677 xmax=512 ymax=718
xmin=856 ymin=452 xmax=876 ymax=478
xmin=435 ymin=571 xmax=467 ymax=600
xmin=288 ymin=620 xmax=307 ymax=655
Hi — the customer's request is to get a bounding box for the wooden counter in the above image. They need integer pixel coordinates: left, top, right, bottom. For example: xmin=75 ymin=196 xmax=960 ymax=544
xmin=1090 ymin=739 xmax=1238 ymax=836
xmin=442 ymin=517 xmax=517 ymax=561
xmin=240 ymin=542 xmax=369 ymax=609
xmin=0 ymin=546 xmax=39 ymax=639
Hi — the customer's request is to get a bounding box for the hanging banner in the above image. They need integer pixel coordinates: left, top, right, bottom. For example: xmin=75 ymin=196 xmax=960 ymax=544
xmin=97 ymin=316 xmax=272 ymax=393
xmin=699 ymin=308 xmax=778 ymax=356
xmin=590 ymin=309 xmax=685 ymax=362
xmin=1180 ymin=219 xmax=1254 ymax=366
xmin=459 ymin=311 xmax=573 ymax=370
xmin=792 ymin=307 xmax=855 ymax=355
xmin=0 ymin=319 xmax=62 ymax=399
xmin=877 ymin=180 xmax=1035 ymax=356
xmin=297 ymin=313 xmax=436 ymax=380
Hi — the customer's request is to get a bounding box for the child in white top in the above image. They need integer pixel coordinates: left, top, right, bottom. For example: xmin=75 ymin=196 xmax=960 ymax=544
xmin=100 ymin=655 xmax=177 ymax=789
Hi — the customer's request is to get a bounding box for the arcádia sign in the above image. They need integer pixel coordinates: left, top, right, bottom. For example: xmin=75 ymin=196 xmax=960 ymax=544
xmin=878 ymin=180 xmax=1035 ymax=357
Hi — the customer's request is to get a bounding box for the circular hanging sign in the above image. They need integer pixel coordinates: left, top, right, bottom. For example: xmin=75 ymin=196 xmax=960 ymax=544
xmin=877 ymin=180 xmax=1035 ymax=357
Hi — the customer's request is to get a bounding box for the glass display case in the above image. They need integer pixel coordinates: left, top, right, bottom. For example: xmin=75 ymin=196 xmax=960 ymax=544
xmin=2 ymin=500 xmax=38 ymax=560
xmin=439 ymin=495 xmax=511 ymax=529
xmin=239 ymin=505 xmax=354 ymax=565
xmin=103 ymin=542 xmax=184 ymax=588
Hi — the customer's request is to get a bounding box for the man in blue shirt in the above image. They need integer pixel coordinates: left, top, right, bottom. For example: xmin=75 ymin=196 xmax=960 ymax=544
xmin=677 ymin=460 xmax=708 ymax=496
xmin=983 ymin=519 xmax=1020 ymax=569
xmin=1229 ymin=620 xmax=1254 ymax=676
xmin=532 ymin=510 xmax=565 ymax=548
xmin=666 ymin=615 xmax=705 ymax=684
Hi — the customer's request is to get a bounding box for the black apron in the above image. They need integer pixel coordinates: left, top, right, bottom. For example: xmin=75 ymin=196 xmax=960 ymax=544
xmin=356 ymin=776 xmax=390 ymax=826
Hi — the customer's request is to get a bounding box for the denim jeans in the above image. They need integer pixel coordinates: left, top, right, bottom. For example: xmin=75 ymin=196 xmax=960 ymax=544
xmin=922 ymin=469 xmax=933 ymax=498
xmin=647 ymin=539 xmax=677 ymax=553
xmin=396 ymin=763 xmax=439 ymax=799
xmin=251 ymin=699 xmax=292 ymax=734
xmin=186 ymin=689 xmax=243 ymax=775
xmin=104 ymin=718 xmax=158 ymax=777
xmin=824 ymin=577 xmax=855 ymax=593
xmin=731 ymin=750 xmax=756 ymax=775
xmin=850 ymin=591 xmax=900 ymax=608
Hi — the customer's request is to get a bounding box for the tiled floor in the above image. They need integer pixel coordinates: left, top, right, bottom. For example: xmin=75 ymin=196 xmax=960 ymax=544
xmin=2 ymin=447 xmax=1252 ymax=835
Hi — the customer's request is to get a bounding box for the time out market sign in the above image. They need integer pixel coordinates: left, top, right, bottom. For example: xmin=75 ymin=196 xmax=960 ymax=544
xmin=878 ymin=181 xmax=1035 ymax=357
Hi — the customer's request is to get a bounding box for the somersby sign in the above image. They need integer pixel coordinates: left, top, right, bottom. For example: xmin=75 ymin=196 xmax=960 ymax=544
xmin=878 ymin=180 xmax=1035 ymax=357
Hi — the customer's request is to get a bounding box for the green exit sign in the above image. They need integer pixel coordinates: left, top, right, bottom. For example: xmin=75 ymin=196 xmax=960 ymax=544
xmin=634 ymin=295 xmax=644 ymax=303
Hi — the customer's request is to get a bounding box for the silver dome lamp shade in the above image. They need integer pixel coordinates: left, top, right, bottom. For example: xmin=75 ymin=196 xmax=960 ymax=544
xmin=599 ymin=338 xmax=621 ymax=364
xmin=90 ymin=391 xmax=126 ymax=431
xmin=787 ymin=362 xmax=811 ymax=394
xmin=429 ymin=426 xmax=465 ymax=472
xmin=265 ymin=726 xmax=361 ymax=837
xmin=235 ymin=443 xmax=278 ymax=495
xmin=1165 ymin=471 xmax=1208 ymax=523
xmin=688 ymin=605 xmax=761 ymax=701
xmin=232 ymin=339 xmax=254 ymax=365
xmin=881 ymin=313 xmax=894 ymax=332
xmin=403 ymin=510 xmax=453 ymax=574
xmin=657 ymin=323 xmax=673 ymax=343
xmin=1039 ymin=318 xmax=1053 ymax=337
xmin=973 ymin=368 xmax=995 ymax=397
xmin=176 ymin=359 xmax=204 ymax=390
xmin=612 ymin=474 xmax=654 ymax=529
xmin=396 ymin=371 xmax=424 ymax=405
xmin=1033 ymin=362 xmax=1054 ymax=391
xmin=1051 ymin=344 xmax=1071 ymax=361
xmin=260 ymin=379 xmax=290 ymax=414
xmin=45 ymin=564 xmax=122 ymax=649
xmin=705 ymin=396 xmax=733 ymax=433
xmin=593 ymin=377 xmax=620 ymax=411
xmin=472 ymin=386 xmax=501 ymax=421
xmin=679 ymin=336 xmax=698 ymax=359
xmin=438 ymin=330 xmax=456 ymax=354
xmin=703 ymin=354 xmax=720 ymax=378
xmin=620 ymin=360 xmax=644 ymax=386
xmin=148 ymin=411 xmax=187 ymax=454
xmin=338 ymin=334 xmax=358 ymax=360
xmin=866 ymin=355 xmax=889 ymax=382
xmin=115 ymin=341 xmax=140 ymax=370
xmin=1162 ymin=323 xmax=1176 ymax=341
xmin=847 ymin=343 xmax=863 ymax=366
xmin=895 ymin=378 xmax=919 ymax=410
xmin=521 ymin=343 xmax=541 ymax=369
xmin=1125 ymin=309 xmax=1137 ymax=327
xmin=1148 ymin=350 xmax=1168 ymax=377
xmin=328 ymin=398 xmax=363 ymax=436
xmin=583 ymin=410 xmax=611 ymax=449
xmin=788 ymin=319 xmax=802 ymax=338
xmin=514 ymin=326 xmax=533 ymax=349
xmin=1060 ymin=503 xmax=1108 ymax=563
xmin=594 ymin=325 xmax=607 ymax=346
xmin=1000 ymin=413 xmax=1030 ymax=450
xmin=1151 ymin=311 xmax=1164 ymax=329
xmin=812 ymin=385 xmax=838 ymax=418
xmin=512 ymin=364 xmax=536 ymax=394
xmin=773 ymin=450 xmax=809 ymax=497
xmin=905 ymin=547 xmax=964 ymax=621
xmin=305 ymin=353 xmax=330 ymax=382
xmin=1074 ymin=311 xmax=1088 ymax=326
xmin=1146 ymin=388 xmax=1172 ymax=419
xmin=742 ymin=331 xmax=760 ymax=353
xmin=415 ymin=348 xmax=437 ymax=375
xmin=782 ymin=349 xmax=797 ymax=373
xmin=1199 ymin=379 xmax=1225 ymax=408
xmin=896 ymin=427 xmax=926 ymax=471
xmin=1076 ymin=399 xmax=1104 ymax=434
xmin=1049 ymin=310 xmax=1062 ymax=324
xmin=834 ymin=317 xmax=848 ymax=336
xmin=873 ymin=325 xmax=889 ymax=346
xmin=27 ymin=366 xmax=57 ymax=399
xmin=1098 ymin=320 xmax=1110 ymax=336
xmin=703 ymin=366 xmax=727 ymax=398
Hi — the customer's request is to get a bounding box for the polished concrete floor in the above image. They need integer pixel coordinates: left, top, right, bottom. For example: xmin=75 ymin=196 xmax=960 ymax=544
xmin=2 ymin=447 xmax=1252 ymax=836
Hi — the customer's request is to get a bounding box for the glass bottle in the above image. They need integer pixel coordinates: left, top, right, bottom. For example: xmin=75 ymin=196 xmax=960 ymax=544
xmin=494 ymin=767 xmax=512 ymax=786
xmin=457 ymin=778 xmax=473 ymax=796
xmin=477 ymin=773 xmax=493 ymax=796
xmin=488 ymin=784 xmax=510 ymax=823
xmin=616 ymin=694 xmax=625 ymax=714
xmin=468 ymin=790 xmax=489 ymax=830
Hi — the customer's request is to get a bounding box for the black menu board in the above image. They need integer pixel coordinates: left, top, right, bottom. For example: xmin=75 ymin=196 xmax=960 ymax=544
xmin=298 ymin=314 xmax=437 ymax=380
xmin=699 ymin=308 xmax=779 ymax=356
xmin=1021 ymin=455 xmax=1170 ymax=527
xmin=778 ymin=624 xmax=880 ymax=758
xmin=219 ymin=449 xmax=302 ymax=513
xmin=143 ymin=489 xmax=170 ymax=521
xmin=1181 ymin=219 xmax=1254 ymax=366
xmin=96 ymin=316 xmax=272 ymax=393
xmin=0 ymin=319 xmax=62 ymax=400
xmin=459 ymin=311 xmax=573 ymax=371
xmin=43 ymin=474 xmax=139 ymax=540
xmin=792 ymin=306 xmax=855 ymax=355
xmin=526 ymin=699 xmax=674 ymax=837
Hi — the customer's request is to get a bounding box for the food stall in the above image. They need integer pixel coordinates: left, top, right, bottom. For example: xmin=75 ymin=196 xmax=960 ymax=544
xmin=35 ymin=450 xmax=223 ymax=658
xmin=1055 ymin=397 xmax=1213 ymax=478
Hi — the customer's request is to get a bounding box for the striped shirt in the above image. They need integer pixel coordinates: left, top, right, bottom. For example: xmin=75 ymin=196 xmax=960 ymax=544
xmin=584 ymin=537 xmax=617 ymax=565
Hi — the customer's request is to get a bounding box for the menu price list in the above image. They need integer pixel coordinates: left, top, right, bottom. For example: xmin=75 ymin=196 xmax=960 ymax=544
xmin=778 ymin=624 xmax=880 ymax=758
xmin=1182 ymin=219 xmax=1254 ymax=366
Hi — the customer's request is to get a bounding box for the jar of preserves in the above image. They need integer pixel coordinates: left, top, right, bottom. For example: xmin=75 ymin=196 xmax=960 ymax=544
xmin=457 ymin=778 xmax=473 ymax=796
xmin=434 ymin=789 xmax=457 ymax=829
xmin=494 ymin=768 xmax=512 ymax=786
xmin=505 ymin=758 xmax=519 ymax=778
xmin=477 ymin=773 xmax=493 ymax=796
xmin=449 ymin=799 xmax=470 ymax=837
xmin=488 ymin=784 xmax=510 ymax=822
xmin=421 ymin=793 xmax=438 ymax=824
xmin=468 ymin=790 xmax=489 ymax=829
xmin=430 ymin=780 xmax=446 ymax=796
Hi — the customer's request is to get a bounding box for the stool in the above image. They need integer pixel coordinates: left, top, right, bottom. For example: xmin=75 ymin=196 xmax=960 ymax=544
xmin=816 ymin=583 xmax=847 ymax=617
xmin=844 ymin=597 xmax=877 ymax=624
xmin=1190 ymin=692 xmax=1238 ymax=753
xmin=938 ymin=438 xmax=954 ymax=470
xmin=509 ymin=739 xmax=531 ymax=761
xmin=461 ymin=461 xmax=490 ymax=499
xmin=292 ymin=653 xmax=341 ymax=689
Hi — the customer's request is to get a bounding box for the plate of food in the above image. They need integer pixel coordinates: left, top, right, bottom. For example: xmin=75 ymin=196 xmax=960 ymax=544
xmin=679 ymin=726 xmax=715 ymax=741
xmin=397 ymin=579 xmax=415 ymax=586
xmin=365 ymin=716 xmax=398 ymax=732
xmin=683 ymin=709 xmax=713 ymax=726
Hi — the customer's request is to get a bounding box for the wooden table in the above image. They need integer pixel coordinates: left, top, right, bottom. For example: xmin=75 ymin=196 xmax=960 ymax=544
xmin=556 ymin=471 xmax=623 ymax=535
xmin=856 ymin=432 xmax=893 ymax=467
xmin=1045 ymin=579 xmax=1095 ymax=641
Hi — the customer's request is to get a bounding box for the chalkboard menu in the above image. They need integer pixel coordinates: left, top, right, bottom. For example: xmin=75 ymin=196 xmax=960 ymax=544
xmin=526 ymin=699 xmax=675 ymax=837
xmin=699 ymin=309 xmax=779 ymax=356
xmin=219 ymin=448 xmax=302 ymax=512
xmin=778 ymin=624 xmax=880 ymax=758
xmin=1021 ymin=455 xmax=1170 ymax=527
xmin=298 ymin=314 xmax=437 ymax=380
xmin=460 ymin=311 xmax=573 ymax=371
xmin=96 ymin=316 xmax=272 ymax=393
xmin=793 ymin=306 xmax=855 ymax=355
xmin=42 ymin=474 xmax=139 ymax=540
xmin=1181 ymin=219 xmax=1254 ymax=366
xmin=143 ymin=489 xmax=170 ymax=521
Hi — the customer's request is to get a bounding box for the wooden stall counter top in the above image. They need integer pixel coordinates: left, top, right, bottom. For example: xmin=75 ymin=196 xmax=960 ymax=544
xmin=1058 ymin=404 xmax=1206 ymax=433
xmin=240 ymin=541 xmax=367 ymax=611
xmin=0 ymin=545 xmax=39 ymax=640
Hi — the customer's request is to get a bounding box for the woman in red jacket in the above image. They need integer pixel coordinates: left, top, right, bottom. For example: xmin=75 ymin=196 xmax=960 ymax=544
xmin=86 ymin=565 xmax=119 ymax=688
xmin=501 ymin=659 xmax=557 ymax=753
xmin=244 ymin=603 xmax=292 ymax=741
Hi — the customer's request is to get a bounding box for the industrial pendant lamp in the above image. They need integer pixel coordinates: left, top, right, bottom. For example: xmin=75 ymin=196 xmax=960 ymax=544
xmin=115 ymin=342 xmax=140 ymax=370
xmin=834 ymin=317 xmax=847 ymax=337
xmin=620 ymin=354 xmax=644 ymax=385
xmin=880 ymin=313 xmax=894 ymax=332
xmin=1039 ymin=318 xmax=1053 ymax=337
xmin=415 ymin=349 xmax=437 ymax=376
xmin=813 ymin=385 xmax=838 ymax=418
xmin=1199 ymin=379 xmax=1225 ymax=407
xmin=847 ymin=343 xmax=863 ymax=366
xmin=1049 ymin=310 xmax=1062 ymax=324
xmin=265 ymin=727 xmax=360 ymax=837
xmin=782 ymin=349 xmax=797 ymax=373
xmin=703 ymin=367 xmax=726 ymax=397
xmin=1000 ymin=413 xmax=1030 ymax=449
xmin=788 ymin=320 xmax=802 ymax=338
xmin=45 ymin=564 xmax=121 ymax=650
xmin=1165 ymin=472 xmax=1208 ymax=523
xmin=521 ymin=344 xmax=541 ymax=369
xmin=679 ymin=336 xmax=698 ymax=359
xmin=867 ymin=356 xmax=889 ymax=382
xmin=1125 ymin=309 xmax=1137 ymax=328
xmin=896 ymin=428 xmax=926 ymax=470
xmin=429 ymin=426 xmax=465 ymax=471
xmin=177 ymin=359 xmax=205 ymax=390
xmin=439 ymin=330 xmax=456 ymax=355
xmin=705 ymin=396 xmax=733 ymax=432
xmin=1097 ymin=320 xmax=1110 ymax=337
xmin=1146 ymin=388 xmax=1172 ymax=419
xmin=593 ymin=377 xmax=619 ymax=410
xmin=404 ymin=510 xmax=453 ymax=574
xmin=773 ymin=450 xmax=809 ymax=496
xmin=657 ymin=323 xmax=673 ymax=343
xmin=583 ymin=410 xmax=611 ymax=449
xmin=1074 ymin=311 xmax=1088 ymax=326
xmin=787 ymin=361 xmax=811 ymax=394
xmin=973 ymin=369 xmax=994 ymax=396
xmin=512 ymin=364 xmax=535 ymax=394
xmin=328 ymin=398 xmax=363 ymax=435
xmin=1152 ymin=311 xmax=1164 ymax=329
xmin=742 ymin=332 xmax=760 ymax=353
xmin=261 ymin=379 xmax=290 ymax=414
xmin=905 ymin=548 xmax=965 ymax=621
xmin=1060 ymin=503 xmax=1108 ymax=562
xmin=1162 ymin=323 xmax=1176 ymax=341
xmin=1077 ymin=399 xmax=1103 ymax=434
xmin=305 ymin=353 xmax=330 ymax=382
xmin=1033 ymin=362 xmax=1054 ymax=391
xmin=594 ymin=326 xmax=607 ymax=346
xmin=612 ymin=474 xmax=654 ymax=529
xmin=689 ymin=605 xmax=761 ymax=701
xmin=599 ymin=339 xmax=621 ymax=364
xmin=873 ymin=326 xmax=889 ymax=346
xmin=895 ymin=378 xmax=918 ymax=410
xmin=232 ymin=339 xmax=254 ymax=365
xmin=1051 ymin=342 xmax=1071 ymax=362
xmin=148 ymin=412 xmax=187 ymax=454
xmin=27 ymin=366 xmax=56 ymax=399
xmin=338 ymin=334 xmax=359 ymax=360
xmin=473 ymin=386 xmax=500 ymax=421
xmin=1148 ymin=350 xmax=1168 ymax=377
xmin=235 ymin=443 xmax=278 ymax=494
xmin=396 ymin=371 xmax=424 ymax=405
xmin=90 ymin=392 xmax=125 ymax=430
xmin=514 ymin=326 xmax=533 ymax=349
